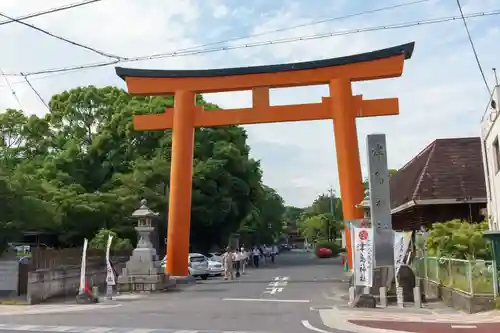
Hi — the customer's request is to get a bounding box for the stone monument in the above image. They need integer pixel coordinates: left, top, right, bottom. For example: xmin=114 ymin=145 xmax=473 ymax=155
xmin=117 ymin=199 xmax=171 ymax=292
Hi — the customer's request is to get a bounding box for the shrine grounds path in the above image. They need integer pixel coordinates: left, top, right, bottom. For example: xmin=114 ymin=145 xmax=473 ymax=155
xmin=1 ymin=251 xmax=500 ymax=333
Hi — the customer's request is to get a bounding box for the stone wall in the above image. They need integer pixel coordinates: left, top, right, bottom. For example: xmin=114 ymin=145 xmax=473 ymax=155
xmin=26 ymin=262 xmax=125 ymax=305
xmin=422 ymin=279 xmax=495 ymax=313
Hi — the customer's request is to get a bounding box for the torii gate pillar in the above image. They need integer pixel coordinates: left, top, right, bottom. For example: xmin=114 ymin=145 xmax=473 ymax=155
xmin=166 ymin=91 xmax=196 ymax=276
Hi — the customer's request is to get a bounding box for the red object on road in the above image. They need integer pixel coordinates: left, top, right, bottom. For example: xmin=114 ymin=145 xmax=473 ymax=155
xmin=350 ymin=320 xmax=499 ymax=333
xmin=317 ymin=247 xmax=332 ymax=258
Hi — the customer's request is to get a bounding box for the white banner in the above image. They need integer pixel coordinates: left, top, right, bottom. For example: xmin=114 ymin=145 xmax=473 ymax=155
xmin=79 ymin=238 xmax=88 ymax=293
xmin=353 ymin=227 xmax=374 ymax=287
xmin=106 ymin=235 xmax=116 ymax=286
xmin=393 ymin=231 xmax=412 ymax=276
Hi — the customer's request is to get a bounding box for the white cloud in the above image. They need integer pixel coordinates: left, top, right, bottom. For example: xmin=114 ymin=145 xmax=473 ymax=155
xmin=0 ymin=0 xmax=498 ymax=207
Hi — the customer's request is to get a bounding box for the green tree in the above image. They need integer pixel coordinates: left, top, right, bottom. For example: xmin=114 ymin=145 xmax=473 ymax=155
xmin=89 ymin=229 xmax=133 ymax=251
xmin=426 ymin=220 xmax=490 ymax=259
xmin=0 ymin=85 xmax=282 ymax=255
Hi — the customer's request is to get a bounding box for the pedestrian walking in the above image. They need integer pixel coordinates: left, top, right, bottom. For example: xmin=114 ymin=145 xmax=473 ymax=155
xmin=233 ymin=248 xmax=241 ymax=278
xmin=240 ymin=247 xmax=248 ymax=274
xmin=271 ymin=244 xmax=278 ymax=263
xmin=252 ymin=246 xmax=260 ymax=268
xmin=222 ymin=246 xmax=234 ymax=280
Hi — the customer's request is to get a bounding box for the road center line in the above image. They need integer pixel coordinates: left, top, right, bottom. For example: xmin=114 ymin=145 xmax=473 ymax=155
xmin=450 ymin=325 xmax=477 ymax=329
xmin=223 ymin=298 xmax=310 ymax=303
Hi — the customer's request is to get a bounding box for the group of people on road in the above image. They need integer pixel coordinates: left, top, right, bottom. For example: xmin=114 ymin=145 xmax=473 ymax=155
xmin=221 ymin=244 xmax=279 ymax=280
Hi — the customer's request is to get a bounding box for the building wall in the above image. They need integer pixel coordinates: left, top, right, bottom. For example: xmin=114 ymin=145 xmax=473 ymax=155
xmin=392 ymin=203 xmax=487 ymax=231
xmin=481 ymin=85 xmax=500 ymax=231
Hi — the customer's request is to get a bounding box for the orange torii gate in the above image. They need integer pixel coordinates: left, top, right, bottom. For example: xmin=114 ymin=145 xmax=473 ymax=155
xmin=116 ymin=42 xmax=414 ymax=276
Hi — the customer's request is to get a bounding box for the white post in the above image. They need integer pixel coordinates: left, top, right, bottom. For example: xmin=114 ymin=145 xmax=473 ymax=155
xmin=348 ymin=287 xmax=355 ymax=306
xmin=396 ymin=283 xmax=404 ymax=308
xmin=467 ymin=260 xmax=474 ymax=295
xmin=379 ymin=287 xmax=387 ymax=307
xmin=492 ymin=261 xmax=499 ymax=297
xmin=413 ymin=286 xmax=421 ymax=308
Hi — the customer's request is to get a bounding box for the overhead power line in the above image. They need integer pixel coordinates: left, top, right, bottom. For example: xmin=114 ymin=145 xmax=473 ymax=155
xmin=455 ymin=0 xmax=490 ymax=94
xmin=0 ymin=11 xmax=126 ymax=60
xmin=180 ymin=0 xmax=433 ymax=55
xmin=1 ymin=9 xmax=497 ymax=80
xmin=0 ymin=0 xmax=106 ymax=27
xmin=0 ymin=67 xmax=23 ymax=110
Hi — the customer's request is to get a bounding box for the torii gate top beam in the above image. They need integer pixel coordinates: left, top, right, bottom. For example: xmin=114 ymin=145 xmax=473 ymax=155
xmin=115 ymin=42 xmax=414 ymax=95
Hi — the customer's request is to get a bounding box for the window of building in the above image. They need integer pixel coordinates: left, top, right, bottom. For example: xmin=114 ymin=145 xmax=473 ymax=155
xmin=494 ymin=137 xmax=500 ymax=174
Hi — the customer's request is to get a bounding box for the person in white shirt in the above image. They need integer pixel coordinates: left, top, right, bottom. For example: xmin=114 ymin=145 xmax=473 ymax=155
xmin=252 ymin=246 xmax=260 ymax=268
xmin=233 ymin=249 xmax=242 ymax=278
xmin=271 ymin=245 xmax=279 ymax=263
xmin=239 ymin=247 xmax=247 ymax=274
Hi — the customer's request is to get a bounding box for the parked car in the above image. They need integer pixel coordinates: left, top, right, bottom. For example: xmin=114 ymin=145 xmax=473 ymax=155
xmin=161 ymin=253 xmax=210 ymax=280
xmin=206 ymin=256 xmax=224 ymax=276
xmin=207 ymin=252 xmax=222 ymax=262
xmin=316 ymin=247 xmax=333 ymax=258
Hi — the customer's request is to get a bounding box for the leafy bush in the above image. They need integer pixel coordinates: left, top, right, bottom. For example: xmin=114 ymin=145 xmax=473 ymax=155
xmin=89 ymin=229 xmax=133 ymax=251
xmin=315 ymin=240 xmax=344 ymax=258
xmin=425 ymin=220 xmax=490 ymax=260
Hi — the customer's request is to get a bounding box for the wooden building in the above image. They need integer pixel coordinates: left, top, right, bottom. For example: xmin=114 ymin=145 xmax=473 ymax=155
xmin=390 ymin=137 xmax=487 ymax=230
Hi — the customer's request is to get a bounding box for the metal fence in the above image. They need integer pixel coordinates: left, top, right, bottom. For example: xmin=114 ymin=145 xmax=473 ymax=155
xmin=413 ymin=256 xmax=498 ymax=296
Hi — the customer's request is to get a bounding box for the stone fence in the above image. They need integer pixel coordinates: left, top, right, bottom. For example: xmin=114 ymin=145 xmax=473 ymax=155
xmin=26 ymin=260 xmax=127 ymax=305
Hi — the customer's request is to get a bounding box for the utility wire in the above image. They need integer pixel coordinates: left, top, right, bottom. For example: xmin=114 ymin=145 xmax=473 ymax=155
xmin=0 ymin=67 xmax=23 ymax=110
xmin=160 ymin=0 xmax=433 ymax=57
xmin=0 ymin=0 xmax=434 ymax=78
xmin=0 ymin=0 xmax=107 ymax=27
xmin=2 ymin=9 xmax=496 ymax=79
xmin=0 ymin=11 xmax=126 ymax=60
xmin=23 ymin=75 xmax=49 ymax=110
xmin=455 ymin=0 xmax=491 ymax=94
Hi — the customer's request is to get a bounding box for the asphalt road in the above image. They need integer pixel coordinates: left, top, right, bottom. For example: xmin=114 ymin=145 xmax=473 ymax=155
xmin=0 ymin=251 xmax=350 ymax=333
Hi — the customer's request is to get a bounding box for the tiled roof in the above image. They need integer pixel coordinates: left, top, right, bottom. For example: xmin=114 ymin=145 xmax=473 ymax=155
xmin=390 ymin=137 xmax=486 ymax=209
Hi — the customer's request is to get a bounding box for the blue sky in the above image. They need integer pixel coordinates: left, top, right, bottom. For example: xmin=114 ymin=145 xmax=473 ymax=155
xmin=0 ymin=0 xmax=498 ymax=207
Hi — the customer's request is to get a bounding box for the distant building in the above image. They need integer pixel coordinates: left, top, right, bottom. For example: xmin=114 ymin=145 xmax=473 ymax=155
xmin=390 ymin=137 xmax=487 ymax=230
xmin=480 ymin=85 xmax=500 ymax=231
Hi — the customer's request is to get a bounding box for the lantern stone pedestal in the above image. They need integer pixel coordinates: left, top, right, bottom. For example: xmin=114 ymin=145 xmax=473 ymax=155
xmin=117 ymin=199 xmax=173 ymax=292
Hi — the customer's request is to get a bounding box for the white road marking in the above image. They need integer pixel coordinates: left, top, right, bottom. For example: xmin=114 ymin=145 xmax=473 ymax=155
xmin=3 ymin=326 xmax=41 ymax=331
xmin=264 ymin=287 xmax=283 ymax=294
xmin=301 ymin=320 xmax=331 ymax=333
xmin=265 ymin=277 xmax=289 ymax=295
xmin=45 ymin=327 xmax=75 ymax=332
xmin=223 ymin=298 xmax=310 ymax=303
xmin=87 ymin=328 xmax=115 ymax=333
xmin=450 ymin=325 xmax=477 ymax=329
xmin=127 ymin=329 xmax=155 ymax=333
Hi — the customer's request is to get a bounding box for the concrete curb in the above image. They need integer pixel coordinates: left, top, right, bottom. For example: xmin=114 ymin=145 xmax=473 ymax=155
xmin=170 ymin=276 xmax=197 ymax=285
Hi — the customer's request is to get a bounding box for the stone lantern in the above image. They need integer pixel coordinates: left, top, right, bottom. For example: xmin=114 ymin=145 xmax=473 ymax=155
xmin=131 ymin=199 xmax=159 ymax=260
xmin=117 ymin=199 xmax=171 ymax=292
xmin=355 ymin=189 xmax=371 ymax=227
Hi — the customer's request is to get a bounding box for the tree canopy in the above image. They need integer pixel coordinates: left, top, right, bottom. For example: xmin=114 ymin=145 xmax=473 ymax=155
xmin=424 ymin=219 xmax=491 ymax=260
xmin=297 ymin=193 xmax=343 ymax=243
xmin=0 ymin=85 xmax=285 ymax=254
